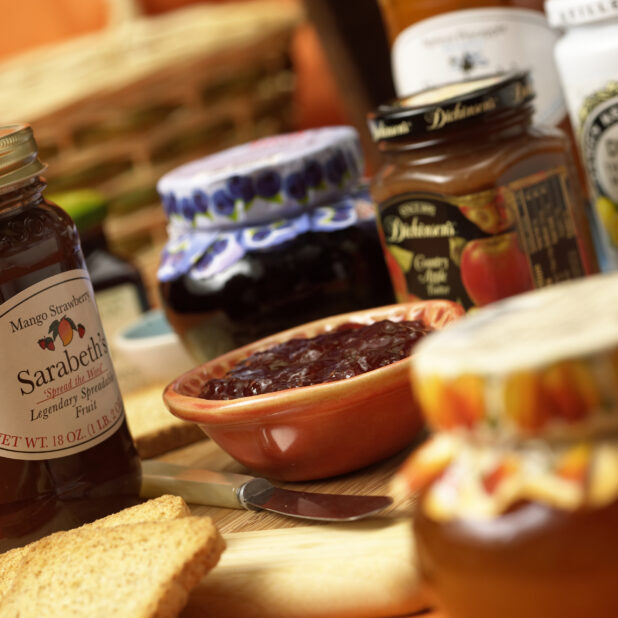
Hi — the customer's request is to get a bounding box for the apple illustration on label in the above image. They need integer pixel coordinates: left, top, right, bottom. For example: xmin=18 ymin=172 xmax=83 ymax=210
xmin=460 ymin=232 xmax=534 ymax=307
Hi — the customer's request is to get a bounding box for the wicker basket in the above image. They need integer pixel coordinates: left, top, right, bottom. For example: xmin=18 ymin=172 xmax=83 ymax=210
xmin=0 ymin=1 xmax=302 ymax=304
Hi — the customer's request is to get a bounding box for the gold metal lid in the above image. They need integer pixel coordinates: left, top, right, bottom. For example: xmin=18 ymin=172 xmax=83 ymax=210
xmin=0 ymin=124 xmax=46 ymax=190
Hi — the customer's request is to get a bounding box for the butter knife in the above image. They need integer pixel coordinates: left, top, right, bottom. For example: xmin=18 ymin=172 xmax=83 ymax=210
xmin=140 ymin=460 xmax=392 ymax=522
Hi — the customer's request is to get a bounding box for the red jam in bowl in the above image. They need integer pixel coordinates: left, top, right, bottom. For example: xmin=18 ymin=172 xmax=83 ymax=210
xmin=200 ymin=319 xmax=431 ymax=400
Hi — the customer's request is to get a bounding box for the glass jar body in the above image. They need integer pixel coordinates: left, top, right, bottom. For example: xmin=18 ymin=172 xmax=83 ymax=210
xmin=413 ymin=497 xmax=618 ymax=618
xmin=159 ymin=221 xmax=396 ymax=363
xmin=0 ymin=180 xmax=141 ymax=551
xmin=552 ymin=17 xmax=618 ymax=271
xmin=371 ymin=114 xmax=597 ymax=309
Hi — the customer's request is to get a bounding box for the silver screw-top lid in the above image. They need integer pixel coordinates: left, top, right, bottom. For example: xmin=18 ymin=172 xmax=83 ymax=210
xmin=0 ymin=124 xmax=46 ymax=191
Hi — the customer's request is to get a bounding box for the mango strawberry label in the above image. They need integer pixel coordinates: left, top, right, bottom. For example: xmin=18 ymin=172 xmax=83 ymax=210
xmin=0 ymin=269 xmax=125 ymax=460
xmin=378 ymin=166 xmax=585 ymax=310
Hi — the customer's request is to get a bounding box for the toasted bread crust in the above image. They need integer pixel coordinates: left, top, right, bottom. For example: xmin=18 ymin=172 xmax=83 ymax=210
xmin=0 ymin=517 xmax=224 ymax=618
xmin=0 ymin=495 xmax=194 ymax=603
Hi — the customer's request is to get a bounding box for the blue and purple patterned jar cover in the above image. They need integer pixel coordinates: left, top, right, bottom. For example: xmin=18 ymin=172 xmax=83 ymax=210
xmin=157 ymin=126 xmax=373 ymax=282
xmin=157 ymin=126 xmax=363 ymax=229
xmin=158 ymin=189 xmax=377 ymax=282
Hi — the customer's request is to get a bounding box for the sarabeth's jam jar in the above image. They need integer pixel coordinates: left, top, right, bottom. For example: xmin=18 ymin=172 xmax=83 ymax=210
xmin=0 ymin=125 xmax=141 ymax=550
xmin=399 ymin=273 xmax=618 ymax=618
xmin=368 ymin=72 xmax=598 ymax=310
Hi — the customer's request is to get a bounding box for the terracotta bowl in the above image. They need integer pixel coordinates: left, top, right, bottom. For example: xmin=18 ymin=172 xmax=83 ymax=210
xmin=163 ymin=300 xmax=464 ymax=481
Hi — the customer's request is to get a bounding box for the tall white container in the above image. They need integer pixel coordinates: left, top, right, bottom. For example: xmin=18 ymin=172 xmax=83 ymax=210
xmin=546 ymin=0 xmax=618 ymax=271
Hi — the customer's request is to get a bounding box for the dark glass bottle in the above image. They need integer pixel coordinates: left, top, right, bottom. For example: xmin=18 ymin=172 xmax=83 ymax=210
xmin=0 ymin=125 xmax=141 ymax=551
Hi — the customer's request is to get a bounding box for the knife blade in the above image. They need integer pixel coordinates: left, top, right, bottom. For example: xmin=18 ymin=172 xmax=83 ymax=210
xmin=140 ymin=460 xmax=393 ymax=521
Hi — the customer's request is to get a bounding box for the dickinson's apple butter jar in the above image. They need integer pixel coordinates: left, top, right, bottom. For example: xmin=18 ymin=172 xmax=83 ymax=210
xmin=368 ymin=72 xmax=597 ymax=310
xmin=157 ymin=126 xmax=395 ymax=362
xmin=398 ymin=273 xmax=618 ymax=618
xmin=0 ymin=125 xmax=141 ymax=551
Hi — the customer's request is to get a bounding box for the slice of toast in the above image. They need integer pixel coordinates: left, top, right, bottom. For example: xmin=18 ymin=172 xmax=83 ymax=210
xmin=0 ymin=516 xmax=225 ymax=618
xmin=0 ymin=494 xmax=190 ymax=600
xmin=123 ymin=384 xmax=205 ymax=459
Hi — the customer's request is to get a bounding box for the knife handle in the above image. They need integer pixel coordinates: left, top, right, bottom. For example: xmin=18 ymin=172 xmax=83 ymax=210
xmin=140 ymin=460 xmax=256 ymax=509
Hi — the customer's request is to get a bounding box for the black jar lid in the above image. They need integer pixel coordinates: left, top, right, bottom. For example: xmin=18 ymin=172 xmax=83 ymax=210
xmin=367 ymin=72 xmax=535 ymax=143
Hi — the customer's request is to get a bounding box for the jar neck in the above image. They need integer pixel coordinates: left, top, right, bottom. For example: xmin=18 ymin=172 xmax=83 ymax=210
xmin=376 ymin=105 xmax=534 ymax=158
xmin=0 ymin=176 xmax=46 ymax=214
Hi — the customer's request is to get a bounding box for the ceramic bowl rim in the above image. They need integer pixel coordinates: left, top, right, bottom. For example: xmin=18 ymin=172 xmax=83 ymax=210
xmin=163 ymin=300 xmax=462 ymax=426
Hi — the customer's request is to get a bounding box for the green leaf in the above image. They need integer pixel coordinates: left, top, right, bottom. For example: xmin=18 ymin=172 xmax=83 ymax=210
xmin=65 ymin=316 xmax=77 ymax=330
xmin=48 ymin=320 xmax=60 ymax=337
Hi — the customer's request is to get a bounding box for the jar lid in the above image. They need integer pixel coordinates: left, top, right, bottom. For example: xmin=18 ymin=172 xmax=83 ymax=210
xmin=158 ymin=189 xmax=376 ymax=283
xmin=367 ymin=72 xmax=534 ymax=144
xmin=545 ymin=0 xmax=618 ymax=27
xmin=157 ymin=126 xmax=363 ymax=230
xmin=410 ymin=272 xmax=618 ymax=441
xmin=0 ymin=124 xmax=46 ymax=190
xmin=48 ymin=189 xmax=108 ymax=232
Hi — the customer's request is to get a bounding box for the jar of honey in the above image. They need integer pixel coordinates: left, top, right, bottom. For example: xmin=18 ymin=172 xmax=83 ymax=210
xmin=0 ymin=125 xmax=141 ymax=551
xmin=368 ymin=72 xmax=597 ymax=310
xmin=398 ymin=272 xmax=618 ymax=618
xmin=377 ymin=0 xmax=566 ymax=127
xmin=157 ymin=127 xmax=395 ymax=362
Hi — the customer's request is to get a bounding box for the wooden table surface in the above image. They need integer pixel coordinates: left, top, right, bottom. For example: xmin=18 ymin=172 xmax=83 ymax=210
xmin=157 ymin=436 xmax=441 ymax=618
xmin=156 ymin=436 xmax=422 ymax=533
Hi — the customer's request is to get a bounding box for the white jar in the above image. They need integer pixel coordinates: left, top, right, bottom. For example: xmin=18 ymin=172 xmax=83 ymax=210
xmin=546 ymin=0 xmax=618 ymax=271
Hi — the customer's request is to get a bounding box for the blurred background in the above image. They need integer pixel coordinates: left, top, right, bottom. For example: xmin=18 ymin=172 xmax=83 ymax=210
xmin=0 ymin=0 xmax=395 ymax=307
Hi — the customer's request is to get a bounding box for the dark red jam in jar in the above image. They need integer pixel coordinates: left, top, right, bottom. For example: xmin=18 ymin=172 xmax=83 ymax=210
xmin=200 ymin=319 xmax=431 ymax=399
xmin=0 ymin=125 xmax=141 ymax=551
xmin=157 ymin=127 xmax=395 ymax=363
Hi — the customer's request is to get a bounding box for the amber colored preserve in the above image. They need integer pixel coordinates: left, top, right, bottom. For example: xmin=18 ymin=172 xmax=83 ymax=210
xmin=414 ymin=498 xmax=618 ymax=618
xmin=0 ymin=125 xmax=141 ymax=551
xmin=368 ymin=73 xmax=598 ymax=309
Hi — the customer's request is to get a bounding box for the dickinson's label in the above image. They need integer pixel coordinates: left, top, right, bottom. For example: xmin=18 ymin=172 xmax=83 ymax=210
xmin=379 ymin=167 xmax=584 ymax=310
xmin=0 ymin=269 xmax=124 ymax=460
xmin=391 ymin=8 xmax=566 ymax=127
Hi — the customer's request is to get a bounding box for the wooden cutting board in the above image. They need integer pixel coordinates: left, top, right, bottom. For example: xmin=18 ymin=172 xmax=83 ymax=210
xmin=155 ymin=437 xmax=432 ymax=618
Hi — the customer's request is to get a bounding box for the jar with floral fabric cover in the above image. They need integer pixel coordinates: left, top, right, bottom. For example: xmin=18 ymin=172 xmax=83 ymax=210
xmin=157 ymin=127 xmax=395 ymax=363
xmin=397 ymin=272 xmax=618 ymax=618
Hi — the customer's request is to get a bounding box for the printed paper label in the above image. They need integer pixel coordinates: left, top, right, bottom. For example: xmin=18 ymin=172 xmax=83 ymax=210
xmin=379 ymin=167 xmax=584 ymax=309
xmin=0 ymin=270 xmax=124 ymax=460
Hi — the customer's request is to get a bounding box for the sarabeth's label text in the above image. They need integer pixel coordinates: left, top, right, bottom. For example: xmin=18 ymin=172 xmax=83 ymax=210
xmin=0 ymin=270 xmax=124 ymax=460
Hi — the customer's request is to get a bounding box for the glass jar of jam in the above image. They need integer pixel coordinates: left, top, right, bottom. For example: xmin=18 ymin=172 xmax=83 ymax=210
xmin=399 ymin=273 xmax=618 ymax=618
xmin=368 ymin=72 xmax=597 ymax=310
xmin=157 ymin=126 xmax=395 ymax=363
xmin=49 ymin=190 xmax=151 ymax=394
xmin=0 ymin=125 xmax=141 ymax=551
